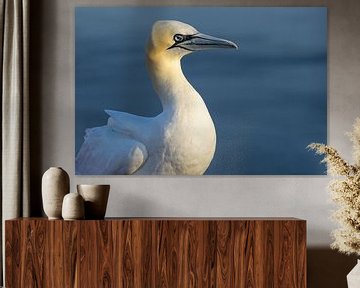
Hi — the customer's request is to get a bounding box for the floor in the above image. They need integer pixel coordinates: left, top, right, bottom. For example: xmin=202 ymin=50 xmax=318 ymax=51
xmin=308 ymin=248 xmax=357 ymax=287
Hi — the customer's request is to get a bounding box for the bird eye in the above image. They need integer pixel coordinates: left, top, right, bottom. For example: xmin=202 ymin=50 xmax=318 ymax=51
xmin=173 ymin=34 xmax=184 ymax=42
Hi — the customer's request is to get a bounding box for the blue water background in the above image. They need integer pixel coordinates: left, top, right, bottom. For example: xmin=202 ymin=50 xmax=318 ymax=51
xmin=75 ymin=7 xmax=327 ymax=175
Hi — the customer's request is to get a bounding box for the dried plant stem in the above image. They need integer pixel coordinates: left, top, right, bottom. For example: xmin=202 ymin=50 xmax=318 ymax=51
xmin=308 ymin=118 xmax=360 ymax=256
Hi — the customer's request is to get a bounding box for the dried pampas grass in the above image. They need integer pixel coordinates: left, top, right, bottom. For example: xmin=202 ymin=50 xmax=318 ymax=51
xmin=308 ymin=118 xmax=360 ymax=256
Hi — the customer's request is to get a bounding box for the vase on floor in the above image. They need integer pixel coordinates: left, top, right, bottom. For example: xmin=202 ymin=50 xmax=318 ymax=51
xmin=347 ymin=259 xmax=360 ymax=288
xmin=77 ymin=184 xmax=110 ymax=219
xmin=42 ymin=167 xmax=70 ymax=219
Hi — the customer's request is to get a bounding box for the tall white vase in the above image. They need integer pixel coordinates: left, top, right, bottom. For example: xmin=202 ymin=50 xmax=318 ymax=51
xmin=347 ymin=259 xmax=360 ymax=288
xmin=42 ymin=167 xmax=70 ymax=219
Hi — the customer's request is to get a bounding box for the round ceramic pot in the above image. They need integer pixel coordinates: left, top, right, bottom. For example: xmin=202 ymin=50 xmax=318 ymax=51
xmin=77 ymin=184 xmax=110 ymax=219
xmin=62 ymin=192 xmax=85 ymax=220
xmin=42 ymin=167 xmax=70 ymax=219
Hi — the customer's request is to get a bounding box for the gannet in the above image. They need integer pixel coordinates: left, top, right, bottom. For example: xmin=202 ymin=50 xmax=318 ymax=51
xmin=76 ymin=20 xmax=237 ymax=175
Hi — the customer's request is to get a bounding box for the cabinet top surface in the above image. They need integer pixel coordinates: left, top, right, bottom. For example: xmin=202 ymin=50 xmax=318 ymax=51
xmin=6 ymin=217 xmax=306 ymax=222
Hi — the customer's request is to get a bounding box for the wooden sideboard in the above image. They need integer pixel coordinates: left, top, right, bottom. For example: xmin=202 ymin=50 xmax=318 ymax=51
xmin=5 ymin=218 xmax=306 ymax=287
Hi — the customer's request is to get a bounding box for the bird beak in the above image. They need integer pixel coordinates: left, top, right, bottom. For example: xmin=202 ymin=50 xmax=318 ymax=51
xmin=181 ymin=33 xmax=238 ymax=51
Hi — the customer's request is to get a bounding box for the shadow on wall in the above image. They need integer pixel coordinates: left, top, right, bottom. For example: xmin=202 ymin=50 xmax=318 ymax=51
xmin=308 ymin=248 xmax=357 ymax=288
xmin=29 ymin=0 xmax=47 ymax=216
xmin=107 ymin=191 xmax=183 ymax=217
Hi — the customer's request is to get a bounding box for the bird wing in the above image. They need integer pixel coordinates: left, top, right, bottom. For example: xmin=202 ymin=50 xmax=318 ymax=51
xmin=75 ymin=125 xmax=148 ymax=175
xmin=105 ymin=109 xmax=151 ymax=137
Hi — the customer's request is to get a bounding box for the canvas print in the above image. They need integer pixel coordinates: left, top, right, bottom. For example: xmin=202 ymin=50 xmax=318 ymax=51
xmin=75 ymin=7 xmax=327 ymax=175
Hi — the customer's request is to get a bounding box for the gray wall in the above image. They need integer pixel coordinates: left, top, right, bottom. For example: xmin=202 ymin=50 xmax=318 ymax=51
xmin=29 ymin=1 xmax=360 ymax=286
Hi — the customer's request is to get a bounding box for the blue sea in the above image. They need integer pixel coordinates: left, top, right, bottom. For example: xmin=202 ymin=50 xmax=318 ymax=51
xmin=75 ymin=7 xmax=327 ymax=175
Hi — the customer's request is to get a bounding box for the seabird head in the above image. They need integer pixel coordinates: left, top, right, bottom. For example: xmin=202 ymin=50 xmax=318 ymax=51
xmin=147 ymin=20 xmax=238 ymax=60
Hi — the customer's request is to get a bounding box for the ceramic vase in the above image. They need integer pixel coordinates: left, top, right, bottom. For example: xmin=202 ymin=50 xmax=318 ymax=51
xmin=42 ymin=167 xmax=70 ymax=219
xmin=347 ymin=259 xmax=360 ymax=288
xmin=62 ymin=192 xmax=85 ymax=220
xmin=77 ymin=184 xmax=110 ymax=219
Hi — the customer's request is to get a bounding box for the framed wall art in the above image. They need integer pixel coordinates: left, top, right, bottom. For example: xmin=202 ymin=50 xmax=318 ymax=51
xmin=75 ymin=7 xmax=327 ymax=175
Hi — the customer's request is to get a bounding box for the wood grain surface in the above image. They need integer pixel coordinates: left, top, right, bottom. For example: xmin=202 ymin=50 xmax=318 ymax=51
xmin=5 ymin=218 xmax=306 ymax=287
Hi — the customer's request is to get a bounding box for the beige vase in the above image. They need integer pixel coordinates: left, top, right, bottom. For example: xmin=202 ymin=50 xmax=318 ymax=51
xmin=77 ymin=184 xmax=110 ymax=219
xmin=347 ymin=259 xmax=360 ymax=288
xmin=42 ymin=167 xmax=70 ymax=219
xmin=62 ymin=192 xmax=85 ymax=220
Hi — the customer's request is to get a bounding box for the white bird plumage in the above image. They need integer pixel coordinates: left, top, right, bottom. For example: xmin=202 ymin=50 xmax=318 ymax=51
xmin=76 ymin=20 xmax=237 ymax=175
